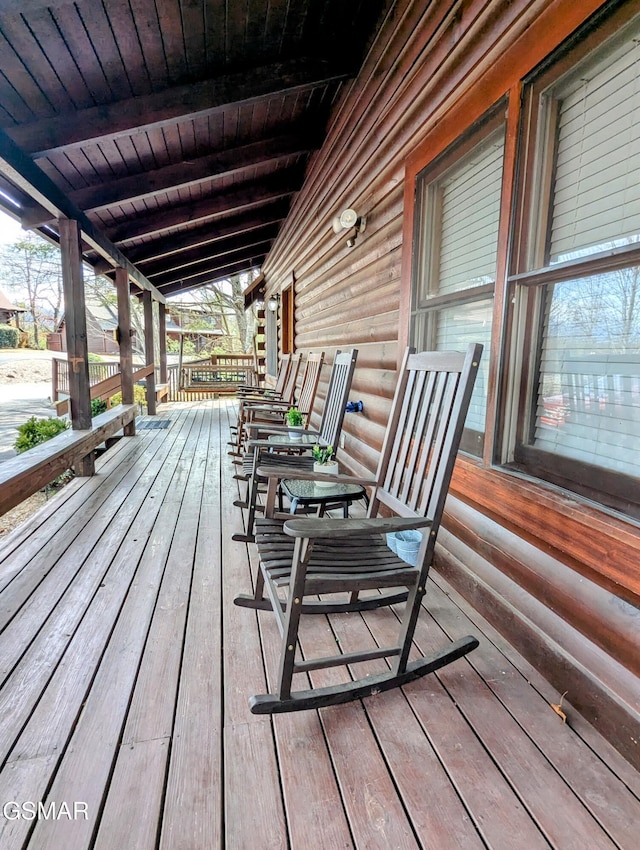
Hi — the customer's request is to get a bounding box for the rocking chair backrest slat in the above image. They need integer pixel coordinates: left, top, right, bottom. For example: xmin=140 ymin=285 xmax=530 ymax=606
xmin=272 ymin=353 xmax=292 ymax=397
xmin=295 ymin=351 xmax=325 ymax=418
xmin=318 ymin=349 xmax=359 ymax=449
xmin=371 ymin=345 xmax=482 ymax=535
xmin=281 ymin=353 xmax=302 ymax=405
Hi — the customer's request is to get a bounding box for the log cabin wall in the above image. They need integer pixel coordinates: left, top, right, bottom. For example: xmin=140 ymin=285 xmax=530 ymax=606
xmin=261 ymin=0 xmax=640 ymax=767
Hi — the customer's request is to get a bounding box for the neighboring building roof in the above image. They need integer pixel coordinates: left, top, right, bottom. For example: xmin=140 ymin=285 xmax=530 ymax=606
xmin=0 ymin=289 xmax=26 ymax=312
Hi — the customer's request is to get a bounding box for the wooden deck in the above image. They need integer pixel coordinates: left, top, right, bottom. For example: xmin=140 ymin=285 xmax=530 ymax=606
xmin=0 ymin=400 xmax=638 ymax=850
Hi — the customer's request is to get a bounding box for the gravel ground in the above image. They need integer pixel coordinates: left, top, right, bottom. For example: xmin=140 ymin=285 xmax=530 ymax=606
xmin=0 ymin=357 xmax=52 ymax=384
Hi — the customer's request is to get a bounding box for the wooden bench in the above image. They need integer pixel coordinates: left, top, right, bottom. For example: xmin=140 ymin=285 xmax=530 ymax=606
xmin=156 ymin=382 xmax=170 ymax=403
xmin=0 ymin=404 xmax=138 ymax=517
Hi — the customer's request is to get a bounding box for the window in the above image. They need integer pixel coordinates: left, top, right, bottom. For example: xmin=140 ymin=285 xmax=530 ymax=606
xmin=411 ymin=118 xmax=506 ymax=456
xmin=509 ymin=14 xmax=640 ymax=517
xmin=281 ymin=285 xmax=295 ymax=354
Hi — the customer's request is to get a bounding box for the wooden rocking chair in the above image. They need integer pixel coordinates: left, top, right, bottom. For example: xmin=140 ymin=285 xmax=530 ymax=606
xmin=234 ymin=344 xmax=482 ymax=714
xmin=228 ymin=353 xmax=302 ymax=457
xmin=236 ymin=351 xmax=293 ymax=399
xmin=231 ymin=351 xmax=325 ymax=457
xmin=231 ymin=349 xmax=358 ymax=543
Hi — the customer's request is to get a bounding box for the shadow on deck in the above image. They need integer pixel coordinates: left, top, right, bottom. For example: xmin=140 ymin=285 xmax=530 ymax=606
xmin=0 ymin=400 xmax=638 ymax=849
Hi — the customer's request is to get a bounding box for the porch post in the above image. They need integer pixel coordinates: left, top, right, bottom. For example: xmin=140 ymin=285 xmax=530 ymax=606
xmin=159 ymin=301 xmax=168 ymax=384
xmin=59 ymin=216 xmax=94 ymax=476
xmin=115 ymin=266 xmax=135 ymax=436
xmin=143 ymin=289 xmax=157 ymax=415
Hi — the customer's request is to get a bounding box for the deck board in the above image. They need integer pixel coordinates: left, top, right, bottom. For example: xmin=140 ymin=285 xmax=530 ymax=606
xmin=0 ymin=400 xmax=637 ymax=850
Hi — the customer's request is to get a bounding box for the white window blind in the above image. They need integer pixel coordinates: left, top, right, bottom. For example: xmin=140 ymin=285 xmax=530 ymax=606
xmin=435 ymin=300 xmax=492 ymax=436
xmin=437 ymin=130 xmax=505 ymax=294
xmin=548 ymin=24 xmax=640 ymax=263
xmin=532 ymin=274 xmax=640 ymax=476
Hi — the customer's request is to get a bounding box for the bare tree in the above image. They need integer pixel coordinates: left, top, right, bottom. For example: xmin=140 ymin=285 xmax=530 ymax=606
xmin=0 ymin=235 xmax=64 ymax=347
xmin=173 ymin=271 xmax=259 ymax=353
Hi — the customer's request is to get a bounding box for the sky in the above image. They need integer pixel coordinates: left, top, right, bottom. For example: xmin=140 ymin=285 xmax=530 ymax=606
xmin=0 ymin=209 xmax=25 ymax=245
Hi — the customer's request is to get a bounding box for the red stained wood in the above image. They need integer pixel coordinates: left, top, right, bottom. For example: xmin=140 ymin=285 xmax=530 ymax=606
xmin=0 ymin=402 xmax=635 ymax=849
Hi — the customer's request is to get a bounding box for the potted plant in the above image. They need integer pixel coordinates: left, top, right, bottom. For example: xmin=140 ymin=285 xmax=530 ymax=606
xmin=312 ymin=444 xmax=339 ymax=486
xmin=285 ymin=407 xmax=304 ymax=439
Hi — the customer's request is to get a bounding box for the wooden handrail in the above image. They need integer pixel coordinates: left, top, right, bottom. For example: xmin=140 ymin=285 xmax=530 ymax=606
xmin=55 ymin=365 xmax=154 ymax=416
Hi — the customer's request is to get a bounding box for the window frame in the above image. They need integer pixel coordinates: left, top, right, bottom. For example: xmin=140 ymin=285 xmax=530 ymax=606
xmin=410 ymin=106 xmax=507 ymax=458
xmin=504 ymin=10 xmax=640 ymax=518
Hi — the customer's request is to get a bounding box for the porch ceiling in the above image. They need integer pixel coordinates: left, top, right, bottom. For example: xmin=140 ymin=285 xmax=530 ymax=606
xmin=0 ymin=0 xmax=388 ymax=298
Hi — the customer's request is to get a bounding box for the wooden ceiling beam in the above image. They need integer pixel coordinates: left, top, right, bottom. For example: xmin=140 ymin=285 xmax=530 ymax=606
xmin=67 ymin=133 xmax=317 ymax=214
xmin=107 ymin=171 xmax=301 ymax=244
xmin=6 ymin=60 xmax=350 ymax=158
xmin=121 ymin=201 xmax=289 ymax=267
xmin=0 ymin=127 xmax=165 ymax=302
xmin=142 ymin=227 xmax=279 ymax=279
xmin=150 ymin=242 xmax=273 ymax=289
xmin=159 ymin=258 xmax=266 ymax=297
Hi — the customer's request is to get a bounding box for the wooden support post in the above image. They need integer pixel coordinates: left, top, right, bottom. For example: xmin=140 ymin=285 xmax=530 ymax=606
xmin=51 ymin=357 xmax=59 ymax=402
xmin=178 ymin=333 xmax=185 ymax=391
xmin=159 ymin=301 xmax=168 ymax=384
xmin=143 ymin=289 xmax=157 ymax=415
xmin=59 ymin=216 xmax=94 ymax=476
xmin=116 ymin=266 xmax=135 ymax=436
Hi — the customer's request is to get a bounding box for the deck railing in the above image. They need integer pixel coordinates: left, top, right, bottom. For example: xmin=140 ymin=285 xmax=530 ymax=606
xmin=52 ymin=357 xmax=121 ymax=401
xmin=53 ymin=353 xmax=259 ymax=404
xmin=170 ymin=353 xmax=258 ymax=400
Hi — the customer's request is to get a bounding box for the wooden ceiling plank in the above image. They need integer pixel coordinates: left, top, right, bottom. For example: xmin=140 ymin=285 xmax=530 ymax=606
xmin=68 ymin=133 xmax=316 ymax=212
xmin=102 ymin=0 xmax=152 ymax=98
xmin=128 ymin=0 xmax=169 ymax=90
xmin=22 ymin=6 xmax=99 ymax=109
xmin=0 ymin=126 xmax=165 ymax=301
xmin=225 ymin=0 xmax=248 ymax=65
xmin=155 ymin=0 xmax=188 ymax=83
xmin=263 ymin=0 xmax=290 ymax=53
xmin=107 ymin=170 xmax=300 ymax=243
xmin=203 ymin=0 xmax=226 ymax=71
xmin=7 ymin=59 xmax=350 ymax=157
xmin=180 ymin=0 xmax=207 ymax=79
xmin=0 ymin=18 xmax=71 ymax=118
xmin=177 ymin=118 xmax=198 ymax=163
xmin=50 ymin=3 xmax=115 ymax=105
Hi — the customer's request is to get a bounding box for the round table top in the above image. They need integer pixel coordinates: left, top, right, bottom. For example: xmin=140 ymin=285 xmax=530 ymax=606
xmin=267 ymin=432 xmax=319 ymax=446
xmin=282 ymin=477 xmax=366 ymax=502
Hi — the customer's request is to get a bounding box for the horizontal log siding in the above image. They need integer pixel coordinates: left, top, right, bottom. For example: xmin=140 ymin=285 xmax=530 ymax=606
xmin=262 ymin=0 xmax=608 ymax=475
xmin=260 ymin=0 xmax=640 ymax=759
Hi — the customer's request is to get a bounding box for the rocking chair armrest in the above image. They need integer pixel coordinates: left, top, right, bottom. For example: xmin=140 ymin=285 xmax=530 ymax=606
xmin=245 ymin=400 xmax=293 ymax=411
xmin=245 ymin=423 xmax=319 ymax=437
xmin=248 ymin=423 xmax=319 ymax=435
xmin=247 ymin=433 xmax=320 ymax=449
xmin=240 ymin=398 xmax=284 ymax=410
xmin=256 ymin=464 xmax=377 ymax=487
xmin=283 ymin=516 xmax=432 ymax=539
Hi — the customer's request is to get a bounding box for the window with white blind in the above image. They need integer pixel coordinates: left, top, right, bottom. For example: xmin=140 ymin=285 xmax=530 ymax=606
xmin=412 ymin=122 xmax=505 ymax=456
xmin=511 ymin=13 xmax=640 ymax=517
xmin=546 ymin=29 xmax=640 ymax=264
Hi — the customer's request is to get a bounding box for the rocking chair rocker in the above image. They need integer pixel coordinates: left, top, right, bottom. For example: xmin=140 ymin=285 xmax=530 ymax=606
xmin=234 ymin=344 xmax=482 ymax=714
